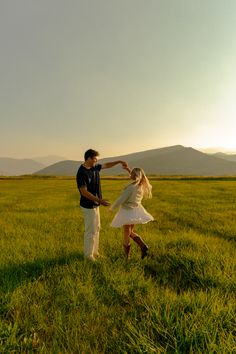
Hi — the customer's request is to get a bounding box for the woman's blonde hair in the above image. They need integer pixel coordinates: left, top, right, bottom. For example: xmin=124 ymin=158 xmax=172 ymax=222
xmin=131 ymin=167 xmax=152 ymax=198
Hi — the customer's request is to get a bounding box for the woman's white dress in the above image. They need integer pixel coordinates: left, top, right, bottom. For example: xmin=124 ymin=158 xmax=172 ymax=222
xmin=110 ymin=183 xmax=154 ymax=228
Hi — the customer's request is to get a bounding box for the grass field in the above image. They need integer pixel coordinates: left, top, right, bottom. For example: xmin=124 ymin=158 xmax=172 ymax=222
xmin=0 ymin=177 xmax=235 ymax=353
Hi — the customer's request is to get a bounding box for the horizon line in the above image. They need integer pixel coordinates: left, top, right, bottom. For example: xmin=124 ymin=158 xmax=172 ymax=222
xmin=1 ymin=144 xmax=236 ymax=161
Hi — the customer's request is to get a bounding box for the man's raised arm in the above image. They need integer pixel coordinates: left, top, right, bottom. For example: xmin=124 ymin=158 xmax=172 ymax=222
xmin=101 ymin=160 xmax=128 ymax=170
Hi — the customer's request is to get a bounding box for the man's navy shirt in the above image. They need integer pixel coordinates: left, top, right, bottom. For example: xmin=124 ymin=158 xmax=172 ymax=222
xmin=76 ymin=164 xmax=102 ymax=208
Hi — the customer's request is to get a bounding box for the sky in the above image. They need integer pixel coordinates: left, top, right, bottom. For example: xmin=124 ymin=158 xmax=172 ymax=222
xmin=1 ymin=0 xmax=236 ymax=160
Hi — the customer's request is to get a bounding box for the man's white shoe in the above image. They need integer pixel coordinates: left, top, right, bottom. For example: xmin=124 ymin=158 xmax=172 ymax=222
xmin=94 ymin=253 xmax=105 ymax=259
xmin=86 ymin=255 xmax=96 ymax=262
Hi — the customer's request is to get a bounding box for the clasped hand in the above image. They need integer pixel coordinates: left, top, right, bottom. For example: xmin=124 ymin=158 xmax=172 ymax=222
xmin=100 ymin=199 xmax=111 ymax=207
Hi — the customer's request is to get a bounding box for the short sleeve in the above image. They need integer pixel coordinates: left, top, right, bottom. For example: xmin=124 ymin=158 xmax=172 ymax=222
xmin=76 ymin=171 xmax=87 ymax=189
xmin=96 ymin=164 xmax=102 ymax=171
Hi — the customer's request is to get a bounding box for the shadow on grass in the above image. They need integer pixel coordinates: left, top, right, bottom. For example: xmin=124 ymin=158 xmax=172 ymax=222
xmin=0 ymin=252 xmax=84 ymax=293
xmin=160 ymin=211 xmax=236 ymax=243
xmin=143 ymin=253 xmax=232 ymax=294
xmin=92 ymin=268 xmax=131 ymax=307
xmin=182 ymin=219 xmax=236 ymax=243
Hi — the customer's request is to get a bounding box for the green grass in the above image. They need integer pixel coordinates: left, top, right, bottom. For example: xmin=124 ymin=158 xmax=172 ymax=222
xmin=0 ymin=177 xmax=235 ymax=353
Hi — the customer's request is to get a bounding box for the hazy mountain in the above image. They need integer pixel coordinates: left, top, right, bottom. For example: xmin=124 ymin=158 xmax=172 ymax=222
xmin=34 ymin=145 xmax=236 ymax=176
xmin=0 ymin=158 xmax=45 ymax=176
xmin=34 ymin=160 xmax=81 ymax=176
xmin=33 ymin=155 xmax=66 ymax=166
xmin=211 ymin=152 xmax=236 ymax=163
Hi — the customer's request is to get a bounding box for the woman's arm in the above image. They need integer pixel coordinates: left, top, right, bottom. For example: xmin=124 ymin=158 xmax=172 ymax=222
xmin=110 ymin=185 xmax=132 ymax=210
xmin=124 ymin=166 xmax=132 ymax=174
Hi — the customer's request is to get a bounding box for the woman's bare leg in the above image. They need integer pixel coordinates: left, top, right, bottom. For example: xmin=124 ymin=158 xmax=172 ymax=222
xmin=123 ymin=225 xmax=131 ymax=259
xmin=123 ymin=225 xmax=131 ymax=246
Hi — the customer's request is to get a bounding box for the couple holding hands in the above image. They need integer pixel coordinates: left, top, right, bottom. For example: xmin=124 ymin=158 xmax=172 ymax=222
xmin=76 ymin=149 xmax=154 ymax=261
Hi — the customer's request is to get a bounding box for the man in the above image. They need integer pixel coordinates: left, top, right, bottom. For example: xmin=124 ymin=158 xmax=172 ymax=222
xmin=76 ymin=149 xmax=128 ymax=261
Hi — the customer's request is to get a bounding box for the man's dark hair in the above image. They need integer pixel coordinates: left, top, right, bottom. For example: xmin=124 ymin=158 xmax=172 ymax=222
xmin=84 ymin=149 xmax=99 ymax=161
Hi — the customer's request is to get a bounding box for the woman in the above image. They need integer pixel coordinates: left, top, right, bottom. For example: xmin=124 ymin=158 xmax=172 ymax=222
xmin=110 ymin=167 xmax=154 ymax=259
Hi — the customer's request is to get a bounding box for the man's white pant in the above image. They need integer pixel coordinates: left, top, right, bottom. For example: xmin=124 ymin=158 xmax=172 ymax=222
xmin=80 ymin=206 xmax=100 ymax=259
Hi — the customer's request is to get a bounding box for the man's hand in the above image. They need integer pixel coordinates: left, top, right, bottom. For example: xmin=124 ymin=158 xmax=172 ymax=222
xmin=99 ymin=199 xmax=111 ymax=207
xmin=120 ymin=160 xmax=128 ymax=169
xmin=102 ymin=160 xmax=129 ymax=170
xmin=79 ymin=187 xmax=111 ymax=206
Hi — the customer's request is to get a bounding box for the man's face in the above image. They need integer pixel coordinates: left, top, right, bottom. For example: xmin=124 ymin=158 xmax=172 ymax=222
xmin=87 ymin=156 xmax=98 ymax=167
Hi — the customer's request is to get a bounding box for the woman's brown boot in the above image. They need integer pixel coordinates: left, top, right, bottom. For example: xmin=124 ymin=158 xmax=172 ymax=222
xmin=130 ymin=234 xmax=148 ymax=259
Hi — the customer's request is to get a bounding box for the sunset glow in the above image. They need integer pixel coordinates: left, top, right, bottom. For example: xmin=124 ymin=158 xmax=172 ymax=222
xmin=1 ymin=1 xmax=236 ymax=159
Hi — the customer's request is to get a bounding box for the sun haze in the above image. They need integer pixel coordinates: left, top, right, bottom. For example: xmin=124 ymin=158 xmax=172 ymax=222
xmin=1 ymin=0 xmax=236 ymax=160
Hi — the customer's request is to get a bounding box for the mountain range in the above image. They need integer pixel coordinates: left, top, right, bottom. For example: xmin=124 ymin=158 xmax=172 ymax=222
xmin=1 ymin=146 xmax=236 ymax=176
xmin=0 ymin=158 xmax=44 ymax=176
xmin=212 ymin=152 xmax=236 ymax=163
xmin=32 ymin=155 xmax=66 ymax=166
xmin=0 ymin=155 xmax=65 ymax=176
